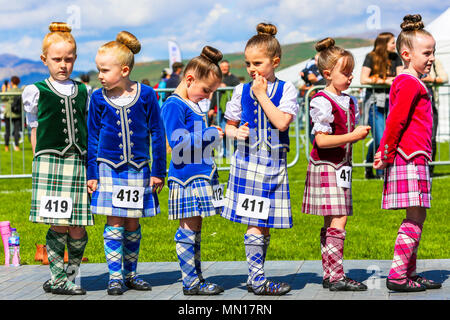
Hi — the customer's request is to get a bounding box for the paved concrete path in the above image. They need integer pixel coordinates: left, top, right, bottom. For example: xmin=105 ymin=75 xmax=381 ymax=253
xmin=0 ymin=259 xmax=448 ymax=300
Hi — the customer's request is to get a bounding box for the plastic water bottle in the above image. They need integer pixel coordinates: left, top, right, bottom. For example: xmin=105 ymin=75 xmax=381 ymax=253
xmin=8 ymin=228 xmax=20 ymax=267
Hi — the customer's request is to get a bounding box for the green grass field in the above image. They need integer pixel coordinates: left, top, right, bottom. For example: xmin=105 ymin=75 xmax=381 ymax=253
xmin=0 ymin=126 xmax=449 ymax=266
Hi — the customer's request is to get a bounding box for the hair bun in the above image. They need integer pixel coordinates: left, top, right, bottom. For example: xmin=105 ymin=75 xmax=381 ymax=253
xmin=116 ymin=31 xmax=141 ymax=54
xmin=315 ymin=37 xmax=335 ymax=52
xmin=49 ymin=22 xmax=72 ymax=33
xmin=256 ymin=23 xmax=277 ymax=37
xmin=200 ymin=46 xmax=223 ymax=65
xmin=401 ymin=14 xmax=424 ymax=32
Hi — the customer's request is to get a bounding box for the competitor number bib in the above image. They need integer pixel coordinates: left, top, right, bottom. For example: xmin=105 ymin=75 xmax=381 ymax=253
xmin=39 ymin=196 xmax=73 ymax=219
xmin=236 ymin=194 xmax=270 ymax=220
xmin=112 ymin=186 xmax=145 ymax=209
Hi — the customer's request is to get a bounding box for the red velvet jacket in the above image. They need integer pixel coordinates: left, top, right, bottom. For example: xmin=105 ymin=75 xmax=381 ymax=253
xmin=378 ymin=73 xmax=432 ymax=164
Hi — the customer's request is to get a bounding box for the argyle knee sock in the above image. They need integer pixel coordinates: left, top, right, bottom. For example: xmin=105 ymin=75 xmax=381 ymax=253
xmin=247 ymin=235 xmax=270 ymax=286
xmin=194 ymin=230 xmax=204 ymax=282
xmin=46 ymin=229 xmax=73 ymax=289
xmin=244 ymin=234 xmax=266 ymax=292
xmin=388 ymin=219 xmax=423 ymax=284
xmin=320 ymin=227 xmax=329 ymax=281
xmin=103 ymin=225 xmax=124 ymax=281
xmin=174 ymin=227 xmax=199 ymax=289
xmin=326 ymin=228 xmax=346 ymax=283
xmin=66 ymin=231 xmax=88 ymax=283
xmin=123 ymin=225 xmax=142 ymax=280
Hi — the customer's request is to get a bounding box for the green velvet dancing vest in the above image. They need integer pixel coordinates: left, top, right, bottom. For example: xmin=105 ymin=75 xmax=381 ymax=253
xmin=34 ymin=79 xmax=88 ymax=157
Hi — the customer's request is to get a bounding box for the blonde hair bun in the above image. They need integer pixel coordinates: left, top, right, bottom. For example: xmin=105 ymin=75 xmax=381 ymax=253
xmin=400 ymin=14 xmax=424 ymax=32
xmin=49 ymin=22 xmax=72 ymax=33
xmin=200 ymin=46 xmax=223 ymax=65
xmin=315 ymin=37 xmax=335 ymax=52
xmin=116 ymin=31 xmax=141 ymax=55
xmin=256 ymin=23 xmax=277 ymax=37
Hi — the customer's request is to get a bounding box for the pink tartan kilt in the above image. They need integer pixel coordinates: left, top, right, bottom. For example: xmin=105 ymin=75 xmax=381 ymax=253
xmin=382 ymin=155 xmax=432 ymax=209
xmin=302 ymin=162 xmax=353 ymax=216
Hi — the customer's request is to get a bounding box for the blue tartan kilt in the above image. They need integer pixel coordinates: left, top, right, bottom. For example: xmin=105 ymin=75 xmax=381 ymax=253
xmin=91 ymin=162 xmax=160 ymax=218
xmin=221 ymin=147 xmax=292 ymax=229
xmin=168 ymin=173 xmax=221 ymax=220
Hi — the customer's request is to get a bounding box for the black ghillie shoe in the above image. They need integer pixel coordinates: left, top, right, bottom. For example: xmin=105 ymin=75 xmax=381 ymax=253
xmin=329 ymin=277 xmax=367 ymax=291
xmin=107 ymin=279 xmax=125 ymax=295
xmin=43 ymin=279 xmax=52 ymax=293
xmin=125 ymin=276 xmax=152 ymax=291
xmin=183 ymin=281 xmax=224 ymax=296
xmin=410 ymin=275 xmax=441 ymax=290
xmin=322 ymin=278 xmax=330 ymax=289
xmin=386 ymin=278 xmax=426 ymax=292
xmin=253 ymin=279 xmax=291 ymax=296
xmin=51 ymin=281 xmax=86 ymax=295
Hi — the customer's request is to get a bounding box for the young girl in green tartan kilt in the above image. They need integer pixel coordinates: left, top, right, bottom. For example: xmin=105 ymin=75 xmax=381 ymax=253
xmin=23 ymin=22 xmax=93 ymax=295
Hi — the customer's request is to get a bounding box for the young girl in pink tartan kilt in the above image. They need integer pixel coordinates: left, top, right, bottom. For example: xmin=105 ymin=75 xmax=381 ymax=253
xmin=373 ymin=14 xmax=442 ymax=292
xmin=302 ymin=37 xmax=371 ymax=291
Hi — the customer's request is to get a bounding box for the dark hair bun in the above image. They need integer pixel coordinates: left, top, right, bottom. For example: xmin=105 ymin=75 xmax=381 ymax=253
xmin=315 ymin=37 xmax=335 ymax=52
xmin=401 ymin=14 xmax=424 ymax=32
xmin=200 ymin=46 xmax=223 ymax=65
xmin=256 ymin=23 xmax=277 ymax=37
xmin=116 ymin=31 xmax=141 ymax=54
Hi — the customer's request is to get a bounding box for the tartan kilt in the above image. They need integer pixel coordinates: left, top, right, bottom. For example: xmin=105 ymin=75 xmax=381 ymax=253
xmin=91 ymin=162 xmax=160 ymax=218
xmin=29 ymin=152 xmax=94 ymax=226
xmin=167 ymin=174 xmax=221 ymax=220
xmin=221 ymin=147 xmax=292 ymax=229
xmin=382 ymin=154 xmax=431 ymax=210
xmin=302 ymin=162 xmax=353 ymax=216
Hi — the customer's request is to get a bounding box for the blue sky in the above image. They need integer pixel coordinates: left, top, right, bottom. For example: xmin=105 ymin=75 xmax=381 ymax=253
xmin=0 ymin=0 xmax=448 ymax=71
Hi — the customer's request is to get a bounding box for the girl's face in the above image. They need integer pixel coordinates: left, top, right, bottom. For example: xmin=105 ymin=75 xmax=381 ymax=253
xmin=185 ymin=72 xmax=221 ymax=103
xmin=244 ymin=46 xmax=280 ymax=82
xmin=41 ymin=41 xmax=76 ymax=82
xmin=387 ymin=37 xmax=396 ymax=53
xmin=95 ymin=51 xmax=130 ymax=91
xmin=324 ymin=56 xmax=354 ymax=92
xmin=402 ymin=34 xmax=436 ymax=76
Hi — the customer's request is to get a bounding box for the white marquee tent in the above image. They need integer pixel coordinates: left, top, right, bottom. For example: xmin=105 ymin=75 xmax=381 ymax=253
xmin=276 ymin=7 xmax=450 ymax=141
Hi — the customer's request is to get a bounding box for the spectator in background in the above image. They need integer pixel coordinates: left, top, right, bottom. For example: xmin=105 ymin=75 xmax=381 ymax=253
xmin=164 ymin=62 xmax=184 ymax=101
xmin=153 ymin=68 xmax=171 ymax=106
xmin=1 ymin=79 xmax=10 ymax=92
xmin=422 ymin=58 xmax=448 ymax=176
xmin=2 ymin=76 xmax=22 ymax=152
xmin=80 ymin=73 xmax=93 ymax=97
xmin=208 ymin=60 xmax=240 ymax=156
xmin=141 ymin=78 xmax=151 ymax=86
xmin=360 ymin=32 xmax=403 ymax=179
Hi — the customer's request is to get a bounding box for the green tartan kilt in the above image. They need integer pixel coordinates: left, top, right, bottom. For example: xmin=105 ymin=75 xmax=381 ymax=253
xmin=29 ymin=152 xmax=94 ymax=227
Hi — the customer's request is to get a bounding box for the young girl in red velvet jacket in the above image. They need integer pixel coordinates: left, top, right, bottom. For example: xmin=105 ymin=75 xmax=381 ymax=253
xmin=374 ymin=14 xmax=442 ymax=292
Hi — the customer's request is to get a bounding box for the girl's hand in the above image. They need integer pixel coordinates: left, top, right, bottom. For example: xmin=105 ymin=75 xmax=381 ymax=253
xmin=373 ymin=151 xmax=388 ymax=170
xmin=87 ymin=179 xmax=98 ymax=194
xmin=251 ymin=73 xmax=268 ymax=98
xmin=351 ymin=125 xmax=371 ymax=142
xmin=236 ymin=122 xmax=250 ymax=140
xmin=150 ymin=177 xmax=165 ymax=194
xmin=211 ymin=126 xmax=224 ymax=139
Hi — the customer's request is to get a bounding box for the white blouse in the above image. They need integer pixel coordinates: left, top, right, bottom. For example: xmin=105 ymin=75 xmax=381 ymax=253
xmin=310 ymin=90 xmax=360 ymax=135
xmin=22 ymin=79 xmax=88 ymax=128
xmin=224 ymin=80 xmax=299 ymax=122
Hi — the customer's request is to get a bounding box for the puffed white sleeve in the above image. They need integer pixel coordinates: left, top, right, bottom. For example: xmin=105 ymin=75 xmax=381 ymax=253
xmin=310 ymin=96 xmax=334 ymax=135
xmin=277 ymin=81 xmax=299 ymax=116
xmin=224 ymin=83 xmax=243 ymax=122
xmin=22 ymin=84 xmax=39 ymax=128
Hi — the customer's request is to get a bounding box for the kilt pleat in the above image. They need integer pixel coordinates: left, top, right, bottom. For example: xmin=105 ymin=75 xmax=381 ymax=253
xmin=29 ymin=153 xmax=94 ymax=226
xmin=221 ymin=148 xmax=292 ymax=229
xmin=91 ymin=162 xmax=160 ymax=218
xmin=382 ymin=155 xmax=431 ymax=209
xmin=168 ymin=175 xmax=220 ymax=220
xmin=302 ymin=162 xmax=353 ymax=216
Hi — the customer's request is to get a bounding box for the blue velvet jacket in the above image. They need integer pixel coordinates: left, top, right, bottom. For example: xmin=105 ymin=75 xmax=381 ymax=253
xmin=87 ymin=83 xmax=166 ymax=180
xmin=161 ymin=94 xmax=220 ymax=186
